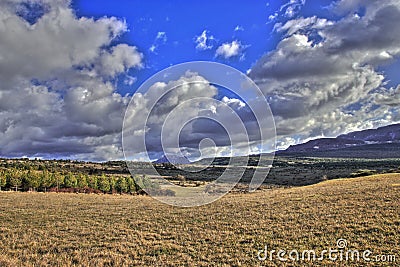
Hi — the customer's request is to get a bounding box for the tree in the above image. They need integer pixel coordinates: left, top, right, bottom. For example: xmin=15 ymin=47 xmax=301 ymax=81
xmin=135 ymin=175 xmax=160 ymax=191
xmin=126 ymin=176 xmax=136 ymax=194
xmin=0 ymin=169 xmax=6 ymax=191
xmin=86 ymin=175 xmax=97 ymax=190
xmin=40 ymin=170 xmax=54 ymax=192
xmin=64 ymin=172 xmax=77 ymax=188
xmin=109 ymin=176 xmax=117 ymax=193
xmin=98 ymin=174 xmax=110 ymax=193
xmin=53 ymin=173 xmax=64 ymax=191
xmin=8 ymin=169 xmax=22 ymax=192
xmin=23 ymin=170 xmax=41 ymax=191
xmin=77 ymin=173 xmax=88 ymax=189
xmin=116 ymin=176 xmax=128 ymax=194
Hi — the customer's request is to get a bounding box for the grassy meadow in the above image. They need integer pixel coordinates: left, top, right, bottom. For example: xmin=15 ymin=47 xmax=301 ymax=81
xmin=0 ymin=173 xmax=399 ymax=266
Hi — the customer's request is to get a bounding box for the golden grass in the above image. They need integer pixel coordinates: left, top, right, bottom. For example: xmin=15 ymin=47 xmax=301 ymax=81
xmin=0 ymin=173 xmax=399 ymax=266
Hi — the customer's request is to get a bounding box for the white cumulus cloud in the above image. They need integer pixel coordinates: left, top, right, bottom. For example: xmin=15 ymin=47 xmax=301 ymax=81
xmin=215 ymin=40 xmax=245 ymax=59
xmin=0 ymin=0 xmax=143 ymax=161
xmin=250 ymin=0 xmax=400 ymax=148
xmin=195 ymin=30 xmax=215 ymax=50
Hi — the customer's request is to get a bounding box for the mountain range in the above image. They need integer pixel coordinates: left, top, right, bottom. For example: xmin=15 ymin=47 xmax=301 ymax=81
xmin=277 ymin=123 xmax=400 ymax=158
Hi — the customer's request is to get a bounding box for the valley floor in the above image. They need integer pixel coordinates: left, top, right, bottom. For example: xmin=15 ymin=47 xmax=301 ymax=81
xmin=0 ymin=174 xmax=399 ymax=266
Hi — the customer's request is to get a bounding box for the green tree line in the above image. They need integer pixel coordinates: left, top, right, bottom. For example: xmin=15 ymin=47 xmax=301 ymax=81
xmin=0 ymin=168 xmax=148 ymax=194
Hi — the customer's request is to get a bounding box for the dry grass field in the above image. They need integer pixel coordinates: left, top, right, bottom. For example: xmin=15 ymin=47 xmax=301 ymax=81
xmin=0 ymin=173 xmax=399 ymax=266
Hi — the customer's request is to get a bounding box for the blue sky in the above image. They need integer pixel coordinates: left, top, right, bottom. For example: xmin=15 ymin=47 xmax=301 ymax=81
xmin=71 ymin=0 xmax=339 ymax=90
xmin=0 ymin=0 xmax=399 ymax=161
xmin=73 ymin=0 xmax=278 ymax=89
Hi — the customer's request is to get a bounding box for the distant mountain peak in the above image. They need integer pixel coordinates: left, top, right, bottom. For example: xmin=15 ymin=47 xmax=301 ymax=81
xmin=154 ymin=154 xmax=192 ymax=164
